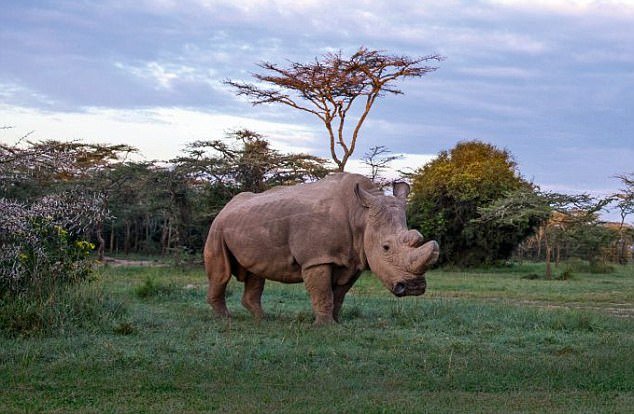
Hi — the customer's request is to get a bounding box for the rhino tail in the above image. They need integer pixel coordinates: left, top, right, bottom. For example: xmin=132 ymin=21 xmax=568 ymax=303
xmin=204 ymin=228 xmax=233 ymax=286
xmin=204 ymin=227 xmax=234 ymax=317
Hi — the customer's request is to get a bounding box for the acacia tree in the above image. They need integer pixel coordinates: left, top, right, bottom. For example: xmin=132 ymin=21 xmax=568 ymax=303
xmin=612 ymin=173 xmax=634 ymax=263
xmin=174 ymin=129 xmax=329 ymax=193
xmin=361 ymin=145 xmax=403 ymax=186
xmin=225 ymin=47 xmax=442 ymax=171
xmin=477 ymin=190 xmax=609 ymax=278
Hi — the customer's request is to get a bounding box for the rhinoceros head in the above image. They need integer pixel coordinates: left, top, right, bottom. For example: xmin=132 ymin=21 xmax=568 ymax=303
xmin=355 ymin=182 xmax=439 ymax=297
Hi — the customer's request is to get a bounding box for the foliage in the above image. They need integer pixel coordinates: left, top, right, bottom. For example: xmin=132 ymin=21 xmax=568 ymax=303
xmin=0 ymin=139 xmax=127 ymax=336
xmin=226 ymin=47 xmax=442 ymax=171
xmin=0 ymin=193 xmax=127 ymax=337
xmin=1 ymin=139 xmax=137 ymax=261
xmin=408 ymin=140 xmax=536 ymax=266
xmin=609 ymin=173 xmax=634 ymax=263
xmin=494 ymin=191 xmax=613 ymax=277
xmin=0 ymin=193 xmax=106 ymax=297
xmin=0 ymin=139 xmax=135 ymax=203
xmin=174 ymin=129 xmax=329 ymax=193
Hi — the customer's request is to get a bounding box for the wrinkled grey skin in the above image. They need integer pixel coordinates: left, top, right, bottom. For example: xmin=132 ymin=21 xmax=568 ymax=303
xmin=204 ymin=172 xmax=439 ymax=324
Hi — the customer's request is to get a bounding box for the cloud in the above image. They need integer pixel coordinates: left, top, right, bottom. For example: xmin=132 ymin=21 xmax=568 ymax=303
xmin=486 ymin=0 xmax=634 ymax=17
xmin=0 ymin=81 xmax=60 ymax=110
xmin=0 ymin=105 xmax=321 ymax=160
xmin=114 ymin=61 xmax=220 ymax=91
xmin=457 ymin=65 xmax=540 ymax=79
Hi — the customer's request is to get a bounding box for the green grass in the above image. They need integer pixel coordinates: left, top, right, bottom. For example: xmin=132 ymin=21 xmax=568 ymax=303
xmin=0 ymin=281 xmax=128 ymax=337
xmin=0 ymin=262 xmax=632 ymax=413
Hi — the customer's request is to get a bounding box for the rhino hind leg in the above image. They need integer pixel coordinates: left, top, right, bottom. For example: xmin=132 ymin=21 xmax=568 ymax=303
xmin=204 ymin=234 xmax=233 ymax=318
xmin=207 ymin=281 xmax=231 ymax=318
xmin=241 ymin=273 xmax=265 ymax=320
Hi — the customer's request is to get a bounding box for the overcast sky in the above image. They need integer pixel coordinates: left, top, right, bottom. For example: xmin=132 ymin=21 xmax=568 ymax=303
xmin=1 ymin=1 xmax=633 ymax=218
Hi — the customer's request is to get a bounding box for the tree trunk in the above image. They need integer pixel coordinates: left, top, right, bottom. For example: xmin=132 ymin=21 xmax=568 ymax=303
xmin=167 ymin=221 xmax=173 ymax=253
xmin=134 ymin=219 xmax=140 ymax=252
xmin=545 ymin=244 xmax=552 ymax=280
xmin=161 ymin=218 xmax=169 ymax=255
xmin=145 ymin=213 xmax=151 ymax=253
xmin=96 ymin=220 xmax=105 ymax=261
xmin=124 ymin=220 xmax=131 ymax=255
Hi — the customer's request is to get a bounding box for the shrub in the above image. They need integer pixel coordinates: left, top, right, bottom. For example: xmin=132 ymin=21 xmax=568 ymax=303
xmin=0 ymin=193 xmax=116 ymax=336
xmin=0 ymin=194 xmax=104 ymax=296
xmin=134 ymin=277 xmax=177 ymax=298
xmin=408 ymin=141 xmax=540 ymax=266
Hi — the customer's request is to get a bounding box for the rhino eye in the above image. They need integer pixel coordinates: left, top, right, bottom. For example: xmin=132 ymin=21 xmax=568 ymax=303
xmin=382 ymin=244 xmax=390 ymax=252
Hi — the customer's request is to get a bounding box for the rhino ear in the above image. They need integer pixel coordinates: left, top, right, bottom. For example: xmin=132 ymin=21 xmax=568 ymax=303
xmin=393 ymin=181 xmax=410 ymax=200
xmin=354 ymin=183 xmax=376 ymax=208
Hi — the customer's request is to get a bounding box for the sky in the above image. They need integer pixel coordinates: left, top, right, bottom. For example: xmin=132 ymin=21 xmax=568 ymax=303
xmin=1 ymin=0 xmax=633 ymax=219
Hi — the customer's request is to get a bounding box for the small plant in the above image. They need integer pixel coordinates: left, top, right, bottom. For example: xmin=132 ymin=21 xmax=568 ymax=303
xmin=521 ymin=267 xmax=575 ymax=281
xmin=113 ymin=321 xmax=135 ymax=335
xmin=134 ymin=277 xmax=175 ymax=298
xmin=557 ymin=267 xmax=575 ymax=280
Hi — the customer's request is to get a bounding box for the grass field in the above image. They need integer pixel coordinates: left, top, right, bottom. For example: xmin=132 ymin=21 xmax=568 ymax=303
xmin=1 ymin=262 xmax=633 ymax=413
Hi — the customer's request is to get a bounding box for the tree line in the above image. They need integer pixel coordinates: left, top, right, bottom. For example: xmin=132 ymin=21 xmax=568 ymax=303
xmin=2 ymin=134 xmax=631 ymax=268
xmin=1 ymin=130 xmax=328 ymax=261
xmin=2 ymin=47 xmax=632 ymax=283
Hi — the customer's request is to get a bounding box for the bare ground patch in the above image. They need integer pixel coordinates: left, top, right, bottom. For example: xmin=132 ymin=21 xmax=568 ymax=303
xmin=100 ymin=257 xmax=169 ymax=267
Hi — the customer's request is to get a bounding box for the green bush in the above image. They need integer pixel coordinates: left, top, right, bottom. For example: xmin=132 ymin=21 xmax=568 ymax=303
xmin=0 ymin=196 xmax=103 ymax=296
xmin=0 ymin=195 xmax=120 ymax=336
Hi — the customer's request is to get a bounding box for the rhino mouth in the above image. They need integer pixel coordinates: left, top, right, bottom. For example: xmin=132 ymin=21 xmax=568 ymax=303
xmin=392 ymin=277 xmax=427 ymax=297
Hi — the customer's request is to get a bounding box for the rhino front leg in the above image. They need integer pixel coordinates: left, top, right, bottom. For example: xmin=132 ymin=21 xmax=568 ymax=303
xmin=302 ymin=264 xmax=335 ymax=325
xmin=241 ymin=273 xmax=265 ymax=320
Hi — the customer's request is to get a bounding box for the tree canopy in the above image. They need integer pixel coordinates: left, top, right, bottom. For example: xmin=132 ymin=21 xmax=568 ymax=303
xmin=226 ymin=47 xmax=442 ymax=171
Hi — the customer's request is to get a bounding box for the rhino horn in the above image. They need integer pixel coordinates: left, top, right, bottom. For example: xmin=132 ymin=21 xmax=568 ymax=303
xmin=399 ymin=229 xmax=425 ymax=248
xmin=407 ymin=240 xmax=440 ymax=274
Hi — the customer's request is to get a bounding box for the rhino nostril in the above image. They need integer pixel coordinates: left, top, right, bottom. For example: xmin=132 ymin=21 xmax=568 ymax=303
xmin=393 ymin=282 xmax=406 ymax=296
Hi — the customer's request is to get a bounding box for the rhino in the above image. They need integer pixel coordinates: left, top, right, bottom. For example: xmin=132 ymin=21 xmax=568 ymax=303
xmin=204 ymin=172 xmax=439 ymax=325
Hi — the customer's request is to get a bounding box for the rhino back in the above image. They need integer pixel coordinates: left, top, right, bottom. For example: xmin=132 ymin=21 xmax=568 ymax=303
xmin=214 ymin=173 xmax=372 ymax=281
